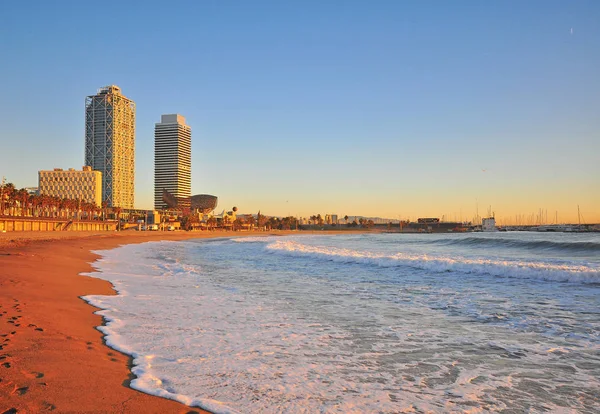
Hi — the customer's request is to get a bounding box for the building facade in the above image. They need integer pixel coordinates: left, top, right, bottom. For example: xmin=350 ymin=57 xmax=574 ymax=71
xmin=482 ymin=217 xmax=497 ymax=232
xmin=154 ymin=114 xmax=191 ymax=210
xmin=38 ymin=166 xmax=102 ymax=206
xmin=85 ymin=85 xmax=135 ymax=208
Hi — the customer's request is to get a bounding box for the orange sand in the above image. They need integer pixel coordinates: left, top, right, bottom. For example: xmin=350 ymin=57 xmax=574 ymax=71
xmin=0 ymin=229 xmax=366 ymax=413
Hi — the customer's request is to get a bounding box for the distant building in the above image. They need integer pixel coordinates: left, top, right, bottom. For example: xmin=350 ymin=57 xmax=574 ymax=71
xmin=154 ymin=114 xmax=191 ymax=210
xmin=85 ymin=85 xmax=136 ymax=208
xmin=146 ymin=210 xmax=161 ymax=225
xmin=482 ymin=217 xmax=497 ymax=232
xmin=24 ymin=187 xmax=39 ymax=196
xmin=213 ymin=209 xmax=237 ymax=228
xmin=38 ymin=166 xmax=102 ymax=206
xmin=325 ymin=214 xmax=339 ymax=225
xmin=418 ymin=218 xmax=440 ymax=224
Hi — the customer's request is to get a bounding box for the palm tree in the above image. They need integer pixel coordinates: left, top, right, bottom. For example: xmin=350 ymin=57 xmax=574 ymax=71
xmin=233 ymin=218 xmax=243 ymax=231
xmin=51 ymin=196 xmax=61 ymax=218
xmin=283 ymin=216 xmax=298 ymax=230
xmin=1 ymin=183 xmax=15 ymax=215
xmin=344 ymin=215 xmax=349 ymax=224
xmin=114 ymin=207 xmax=122 ymax=230
xmin=258 ymin=211 xmax=268 ymax=230
xmin=74 ymin=199 xmax=81 ymax=220
xmin=31 ymin=194 xmax=41 ymax=217
xmin=59 ymin=198 xmax=69 ymax=219
xmin=90 ymin=203 xmax=98 ymax=220
xmin=207 ymin=216 xmax=217 ymax=230
xmin=268 ymin=217 xmax=280 ymax=230
xmin=256 ymin=211 xmax=262 ymax=228
xmin=223 ymin=215 xmax=231 ymax=230
xmin=66 ymin=198 xmax=75 ymax=219
xmin=81 ymin=200 xmax=89 ymax=220
xmin=317 ymin=214 xmax=324 ymax=226
xmin=39 ymin=194 xmax=50 ymax=217
xmin=15 ymin=188 xmax=29 ymax=217
xmin=245 ymin=214 xmax=256 ymax=230
xmin=102 ymin=200 xmax=108 ymax=221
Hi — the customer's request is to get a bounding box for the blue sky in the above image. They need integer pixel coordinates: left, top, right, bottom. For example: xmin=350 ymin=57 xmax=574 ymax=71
xmin=0 ymin=1 xmax=598 ymax=222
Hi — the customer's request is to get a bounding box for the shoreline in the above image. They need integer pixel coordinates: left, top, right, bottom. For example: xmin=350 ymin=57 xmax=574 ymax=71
xmin=0 ymin=229 xmax=366 ymax=413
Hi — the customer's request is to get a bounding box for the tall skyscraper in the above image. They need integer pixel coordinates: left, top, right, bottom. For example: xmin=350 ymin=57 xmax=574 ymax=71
xmin=154 ymin=114 xmax=192 ymax=210
xmin=85 ymin=85 xmax=135 ymax=208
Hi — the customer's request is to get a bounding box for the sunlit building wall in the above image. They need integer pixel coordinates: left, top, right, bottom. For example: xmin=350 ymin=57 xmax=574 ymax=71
xmin=38 ymin=166 xmax=102 ymax=206
xmin=154 ymin=114 xmax=191 ymax=210
xmin=85 ymin=85 xmax=136 ymax=208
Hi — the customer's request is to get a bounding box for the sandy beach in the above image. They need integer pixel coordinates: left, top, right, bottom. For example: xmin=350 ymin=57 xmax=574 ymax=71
xmin=0 ymin=230 xmax=290 ymax=413
xmin=0 ymin=229 xmax=367 ymax=413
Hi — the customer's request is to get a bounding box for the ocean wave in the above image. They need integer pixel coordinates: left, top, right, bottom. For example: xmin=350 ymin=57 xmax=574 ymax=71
xmin=265 ymin=241 xmax=600 ymax=284
xmin=233 ymin=236 xmax=277 ymax=243
xmin=419 ymin=237 xmax=600 ymax=253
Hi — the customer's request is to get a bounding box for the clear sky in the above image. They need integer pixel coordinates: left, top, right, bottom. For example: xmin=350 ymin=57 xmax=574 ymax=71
xmin=0 ymin=1 xmax=598 ymax=223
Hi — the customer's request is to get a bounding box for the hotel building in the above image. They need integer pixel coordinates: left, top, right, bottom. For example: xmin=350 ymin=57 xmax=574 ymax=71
xmin=85 ymin=85 xmax=136 ymax=208
xmin=154 ymin=114 xmax=192 ymax=210
xmin=38 ymin=166 xmax=102 ymax=206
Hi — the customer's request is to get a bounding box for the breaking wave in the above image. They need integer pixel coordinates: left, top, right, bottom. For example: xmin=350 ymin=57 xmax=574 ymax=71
xmin=265 ymin=240 xmax=600 ymax=284
xmin=420 ymin=236 xmax=600 ymax=253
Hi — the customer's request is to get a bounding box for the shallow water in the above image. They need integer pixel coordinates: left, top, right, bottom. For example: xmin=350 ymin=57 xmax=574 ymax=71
xmin=84 ymin=232 xmax=600 ymax=413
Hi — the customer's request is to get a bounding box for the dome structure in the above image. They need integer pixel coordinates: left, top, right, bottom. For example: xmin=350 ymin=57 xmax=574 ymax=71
xmin=162 ymin=189 xmax=218 ymax=213
xmin=191 ymin=194 xmax=219 ymax=214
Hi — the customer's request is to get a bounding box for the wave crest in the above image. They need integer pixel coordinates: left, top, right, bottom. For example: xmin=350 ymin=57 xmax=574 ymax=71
xmin=423 ymin=237 xmax=600 ymax=253
xmin=265 ymin=240 xmax=600 ymax=284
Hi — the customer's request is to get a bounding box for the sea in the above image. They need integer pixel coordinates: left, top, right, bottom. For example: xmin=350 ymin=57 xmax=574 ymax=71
xmin=83 ymin=232 xmax=600 ymax=413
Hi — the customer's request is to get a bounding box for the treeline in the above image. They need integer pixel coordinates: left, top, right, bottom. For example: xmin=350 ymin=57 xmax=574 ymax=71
xmin=179 ymin=212 xmax=300 ymax=231
xmin=309 ymin=214 xmax=375 ymax=228
xmin=179 ymin=212 xmax=376 ymax=232
xmin=0 ymin=182 xmax=110 ymax=220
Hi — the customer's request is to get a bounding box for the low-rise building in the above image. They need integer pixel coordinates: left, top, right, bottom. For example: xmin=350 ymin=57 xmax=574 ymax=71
xmin=38 ymin=166 xmax=102 ymax=206
xmin=482 ymin=217 xmax=497 ymax=232
xmin=325 ymin=214 xmax=339 ymax=225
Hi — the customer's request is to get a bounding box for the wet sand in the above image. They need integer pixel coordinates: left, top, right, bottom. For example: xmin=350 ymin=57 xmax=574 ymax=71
xmin=0 ymin=229 xmax=364 ymax=413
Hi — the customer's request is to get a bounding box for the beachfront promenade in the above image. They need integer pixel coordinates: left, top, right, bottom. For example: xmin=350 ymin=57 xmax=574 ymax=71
xmin=0 ymin=216 xmax=117 ymax=232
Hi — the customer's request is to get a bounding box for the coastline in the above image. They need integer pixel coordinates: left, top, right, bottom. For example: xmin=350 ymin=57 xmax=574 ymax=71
xmin=0 ymin=229 xmax=366 ymax=413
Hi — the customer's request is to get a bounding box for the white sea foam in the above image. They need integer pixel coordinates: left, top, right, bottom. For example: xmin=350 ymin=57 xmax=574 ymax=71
xmin=83 ymin=252 xmax=244 ymax=414
xmin=265 ymin=239 xmax=600 ymax=283
xmin=232 ymin=236 xmax=277 ymax=243
xmin=81 ymin=235 xmax=600 ymax=413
